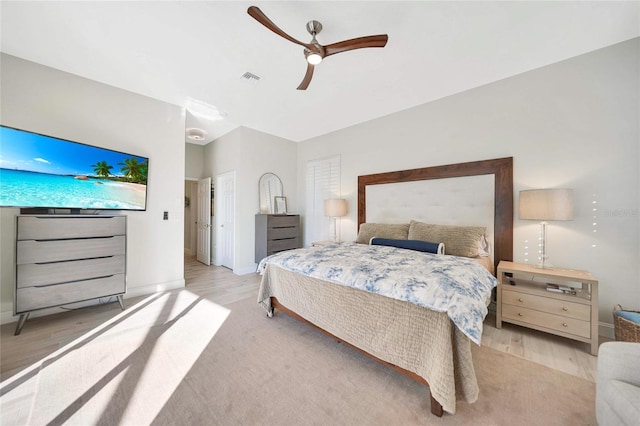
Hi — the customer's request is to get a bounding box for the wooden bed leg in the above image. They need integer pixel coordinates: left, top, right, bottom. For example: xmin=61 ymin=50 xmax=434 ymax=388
xmin=267 ymin=297 xmax=276 ymax=317
xmin=430 ymin=395 xmax=443 ymax=417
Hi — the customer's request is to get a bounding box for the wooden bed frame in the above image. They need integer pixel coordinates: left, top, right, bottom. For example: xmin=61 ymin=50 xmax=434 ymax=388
xmin=269 ymin=157 xmax=513 ymax=417
xmin=358 ymin=157 xmax=513 ymax=274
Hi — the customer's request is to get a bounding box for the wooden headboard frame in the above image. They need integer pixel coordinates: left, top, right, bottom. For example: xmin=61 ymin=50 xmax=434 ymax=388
xmin=357 ymin=157 xmax=513 ymax=274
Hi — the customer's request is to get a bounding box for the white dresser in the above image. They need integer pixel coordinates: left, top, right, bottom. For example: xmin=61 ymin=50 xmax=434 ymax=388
xmin=14 ymin=215 xmax=127 ymax=334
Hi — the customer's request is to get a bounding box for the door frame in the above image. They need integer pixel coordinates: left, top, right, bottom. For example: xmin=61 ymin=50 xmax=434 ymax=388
xmin=196 ymin=177 xmax=212 ymax=265
xmin=184 ymin=179 xmax=198 ymax=256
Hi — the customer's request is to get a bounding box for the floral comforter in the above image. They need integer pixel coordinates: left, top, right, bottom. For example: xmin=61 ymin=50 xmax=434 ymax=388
xmin=257 ymin=242 xmax=497 ymax=345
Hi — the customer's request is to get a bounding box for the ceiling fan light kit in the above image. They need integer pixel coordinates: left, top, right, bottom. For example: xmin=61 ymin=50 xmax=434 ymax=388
xmin=305 ymin=51 xmax=322 ymax=65
xmin=247 ymin=6 xmax=388 ymax=90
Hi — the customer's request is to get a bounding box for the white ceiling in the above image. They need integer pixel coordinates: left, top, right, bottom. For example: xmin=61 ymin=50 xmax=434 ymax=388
xmin=1 ymin=1 xmax=638 ymax=144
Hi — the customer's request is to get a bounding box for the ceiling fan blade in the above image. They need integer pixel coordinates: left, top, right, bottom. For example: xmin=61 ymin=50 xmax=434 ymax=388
xmin=247 ymin=6 xmax=313 ymax=50
xmin=324 ymin=34 xmax=388 ymax=57
xmin=296 ymin=63 xmax=315 ymax=90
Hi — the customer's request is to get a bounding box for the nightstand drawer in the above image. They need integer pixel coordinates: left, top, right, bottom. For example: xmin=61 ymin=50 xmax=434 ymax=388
xmin=502 ymin=304 xmax=590 ymax=338
xmin=502 ymin=289 xmax=590 ymax=321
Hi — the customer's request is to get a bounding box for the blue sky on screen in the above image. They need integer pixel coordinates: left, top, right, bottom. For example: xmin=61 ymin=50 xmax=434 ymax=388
xmin=0 ymin=126 xmax=147 ymax=176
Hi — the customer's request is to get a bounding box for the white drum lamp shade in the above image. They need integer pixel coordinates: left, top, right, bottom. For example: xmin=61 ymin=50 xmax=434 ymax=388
xmin=324 ymin=199 xmax=347 ymax=218
xmin=324 ymin=199 xmax=347 ymax=242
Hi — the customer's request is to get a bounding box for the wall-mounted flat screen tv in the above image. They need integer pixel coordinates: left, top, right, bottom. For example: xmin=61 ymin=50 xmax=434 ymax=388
xmin=0 ymin=125 xmax=149 ymax=211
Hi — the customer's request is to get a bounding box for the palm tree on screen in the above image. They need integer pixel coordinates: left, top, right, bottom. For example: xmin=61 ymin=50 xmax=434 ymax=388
xmin=119 ymin=157 xmax=145 ymax=183
xmin=91 ymin=161 xmax=113 ymax=177
xmin=138 ymin=160 xmax=148 ymax=185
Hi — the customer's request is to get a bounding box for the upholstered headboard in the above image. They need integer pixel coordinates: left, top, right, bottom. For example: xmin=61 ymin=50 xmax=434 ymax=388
xmin=357 ymin=157 xmax=513 ymax=274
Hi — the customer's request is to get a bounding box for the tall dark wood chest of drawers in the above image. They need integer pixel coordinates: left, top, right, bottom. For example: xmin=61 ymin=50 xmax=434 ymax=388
xmin=255 ymin=214 xmax=301 ymax=263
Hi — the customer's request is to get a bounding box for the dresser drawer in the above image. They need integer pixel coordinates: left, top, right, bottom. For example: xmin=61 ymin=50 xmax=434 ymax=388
xmin=17 ymin=216 xmax=126 ymax=240
xmin=17 ymin=236 xmax=126 ymax=264
xmin=502 ymin=304 xmax=590 ymax=338
xmin=16 ymin=274 xmax=125 ymax=313
xmin=502 ymin=289 xmax=590 ymax=321
xmin=268 ymin=226 xmax=299 ymax=240
xmin=267 ymin=215 xmax=299 ymax=228
xmin=268 ymin=238 xmax=300 ymax=254
xmin=17 ymin=255 xmax=125 ymax=288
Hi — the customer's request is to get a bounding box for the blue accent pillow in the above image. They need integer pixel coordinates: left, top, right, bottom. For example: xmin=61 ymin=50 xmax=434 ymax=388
xmin=370 ymin=237 xmax=444 ymax=254
xmin=616 ymin=310 xmax=640 ymax=324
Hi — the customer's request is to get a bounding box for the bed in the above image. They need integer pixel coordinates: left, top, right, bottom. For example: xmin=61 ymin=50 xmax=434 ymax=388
xmin=257 ymin=157 xmax=514 ymax=416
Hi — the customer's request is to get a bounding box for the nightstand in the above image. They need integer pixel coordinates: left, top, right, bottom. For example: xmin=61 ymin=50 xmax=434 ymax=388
xmin=311 ymin=240 xmax=335 ymax=247
xmin=496 ymin=261 xmax=599 ymax=355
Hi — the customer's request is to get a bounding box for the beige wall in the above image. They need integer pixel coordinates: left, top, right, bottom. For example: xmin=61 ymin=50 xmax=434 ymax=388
xmin=0 ymin=54 xmax=186 ymax=323
xmin=297 ymin=38 xmax=640 ymax=333
xmin=185 ymin=143 xmax=205 ymax=179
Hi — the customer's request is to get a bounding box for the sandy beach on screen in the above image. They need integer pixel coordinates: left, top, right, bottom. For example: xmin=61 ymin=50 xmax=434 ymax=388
xmin=106 ymin=181 xmax=146 ymax=193
xmin=102 ymin=180 xmax=146 ymax=207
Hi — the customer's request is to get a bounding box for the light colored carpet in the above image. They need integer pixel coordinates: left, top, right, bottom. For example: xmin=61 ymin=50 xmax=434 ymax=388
xmin=0 ymin=290 xmax=596 ymax=425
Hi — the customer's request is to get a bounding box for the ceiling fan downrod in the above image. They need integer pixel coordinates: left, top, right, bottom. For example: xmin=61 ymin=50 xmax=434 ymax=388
xmin=306 ymin=20 xmax=322 ymax=37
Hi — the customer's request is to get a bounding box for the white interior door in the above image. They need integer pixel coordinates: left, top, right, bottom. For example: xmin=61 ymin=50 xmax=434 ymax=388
xmin=196 ymin=177 xmax=211 ymax=265
xmin=215 ymin=171 xmax=235 ymax=270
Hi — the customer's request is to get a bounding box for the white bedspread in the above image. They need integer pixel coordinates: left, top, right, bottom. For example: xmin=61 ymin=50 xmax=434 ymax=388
xmin=257 ymin=242 xmax=497 ymax=345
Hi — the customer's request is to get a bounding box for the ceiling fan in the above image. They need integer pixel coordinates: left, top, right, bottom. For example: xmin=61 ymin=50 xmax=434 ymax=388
xmin=247 ymin=6 xmax=388 ymax=90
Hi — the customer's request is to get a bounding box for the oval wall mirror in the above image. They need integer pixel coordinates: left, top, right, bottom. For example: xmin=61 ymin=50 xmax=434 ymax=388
xmin=259 ymin=172 xmax=283 ymax=214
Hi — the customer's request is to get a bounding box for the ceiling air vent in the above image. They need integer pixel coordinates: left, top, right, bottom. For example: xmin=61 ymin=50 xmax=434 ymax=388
xmin=241 ymin=72 xmax=261 ymax=82
xmin=186 ymin=128 xmax=207 ymax=141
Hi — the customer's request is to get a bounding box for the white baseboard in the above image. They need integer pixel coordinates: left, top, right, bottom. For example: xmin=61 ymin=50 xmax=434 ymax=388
xmin=599 ymin=321 xmax=615 ymax=340
xmin=124 ymin=278 xmax=185 ymax=299
xmin=233 ymin=264 xmax=258 ymax=276
xmin=0 ymin=278 xmax=186 ymax=326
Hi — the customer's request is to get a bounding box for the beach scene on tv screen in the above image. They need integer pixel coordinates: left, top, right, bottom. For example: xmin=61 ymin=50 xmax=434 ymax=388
xmin=0 ymin=127 xmax=148 ymax=210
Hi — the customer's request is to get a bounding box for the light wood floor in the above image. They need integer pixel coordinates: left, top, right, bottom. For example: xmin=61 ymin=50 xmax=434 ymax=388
xmin=0 ymin=255 xmax=602 ymax=383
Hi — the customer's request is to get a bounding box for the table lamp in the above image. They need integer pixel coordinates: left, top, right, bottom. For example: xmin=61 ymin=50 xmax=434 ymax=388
xmin=519 ymin=188 xmax=573 ymax=268
xmin=324 ymin=199 xmax=347 ymax=242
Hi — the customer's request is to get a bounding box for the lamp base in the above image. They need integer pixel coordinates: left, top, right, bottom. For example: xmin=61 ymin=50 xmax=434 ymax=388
xmin=534 ymin=262 xmax=556 ymax=270
xmin=534 ymin=221 xmax=554 ymax=269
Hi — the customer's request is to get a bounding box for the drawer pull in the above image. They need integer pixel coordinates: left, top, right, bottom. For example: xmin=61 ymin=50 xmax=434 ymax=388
xmin=518 ymin=298 xmax=524 ymax=302
xmin=518 ymin=313 xmax=523 ymax=317
xmin=562 ymin=323 xmax=568 ymax=327
xmin=562 ymin=307 xmax=568 ymax=311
